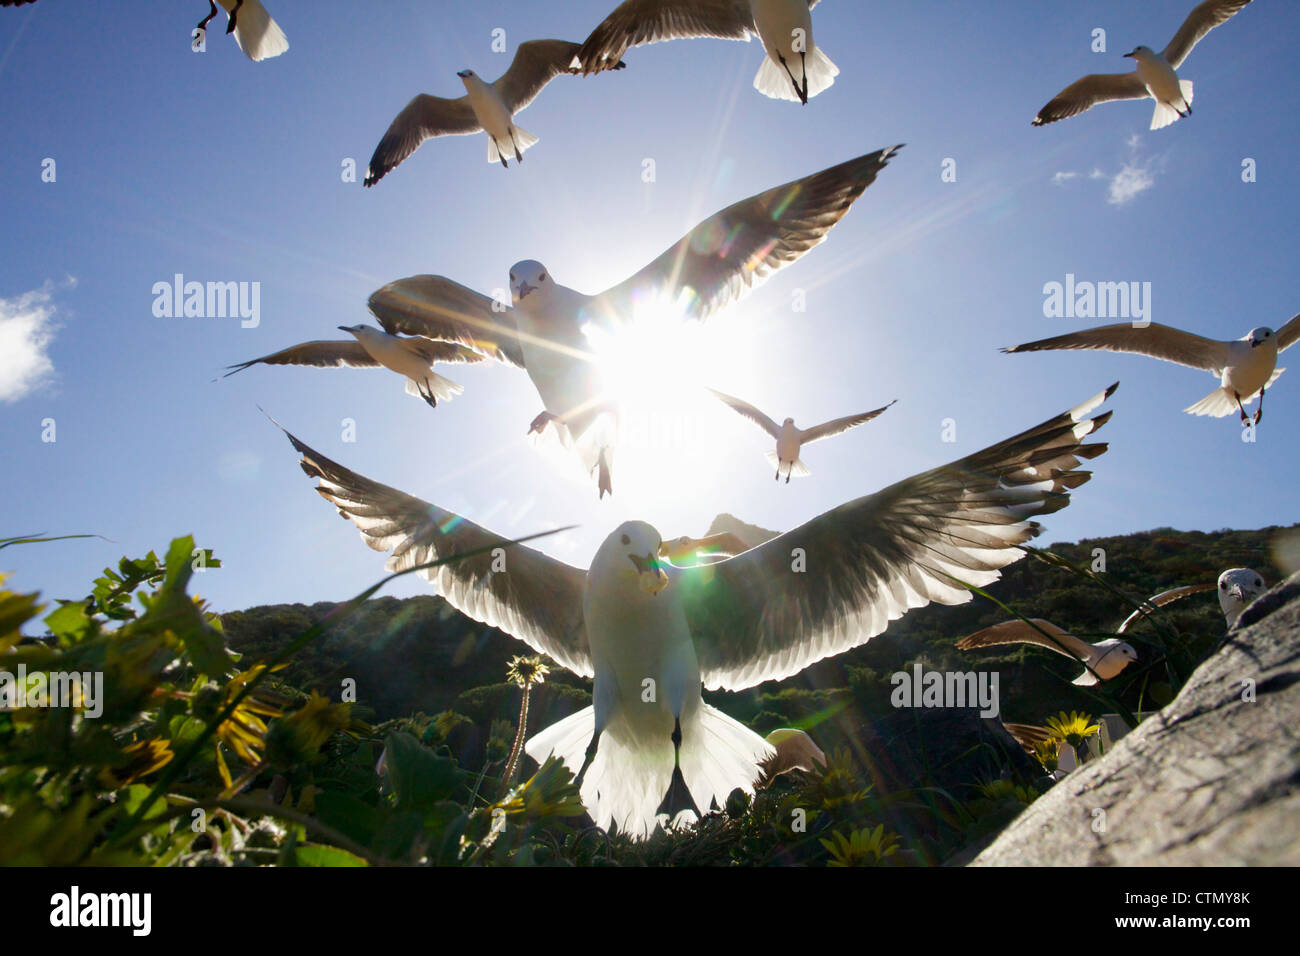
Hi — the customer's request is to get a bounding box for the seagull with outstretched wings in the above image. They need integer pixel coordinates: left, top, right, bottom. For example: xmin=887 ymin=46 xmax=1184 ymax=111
xmin=278 ymin=383 xmax=1116 ymax=837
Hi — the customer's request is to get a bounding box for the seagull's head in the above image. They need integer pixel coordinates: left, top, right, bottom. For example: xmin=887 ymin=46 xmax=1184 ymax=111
xmin=338 ymin=324 xmax=368 ymax=339
xmin=1116 ymin=642 xmax=1139 ymax=664
xmin=456 ymin=69 xmax=476 ymax=80
xmin=660 ymin=535 xmax=696 ymax=563
xmin=598 ymin=521 xmax=669 ymax=597
xmin=1247 ymin=327 xmax=1274 ymax=348
xmin=1218 ymin=568 xmax=1266 ymax=623
xmin=510 ymin=260 xmax=551 ymax=305
xmin=1123 ymin=45 xmax=1154 ymax=60
xmin=782 ymin=417 xmax=795 ymax=427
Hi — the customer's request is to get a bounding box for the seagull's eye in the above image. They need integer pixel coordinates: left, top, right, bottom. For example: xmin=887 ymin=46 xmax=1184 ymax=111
xmin=539 ymin=273 xmax=547 ymax=282
xmin=1220 ymin=582 xmax=1227 ymax=590
xmin=509 ymin=273 xmax=515 ymax=282
xmin=1256 ymin=578 xmax=1263 ymax=587
xmin=621 ymin=534 xmax=631 ymax=546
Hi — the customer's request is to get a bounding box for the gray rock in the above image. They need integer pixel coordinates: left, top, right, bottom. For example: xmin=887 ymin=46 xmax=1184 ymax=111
xmin=971 ymin=572 xmax=1300 ymax=866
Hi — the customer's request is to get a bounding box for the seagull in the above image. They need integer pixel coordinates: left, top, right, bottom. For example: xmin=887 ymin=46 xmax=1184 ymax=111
xmin=1032 ymin=0 xmax=1252 ymax=129
xmin=1002 ymin=314 xmax=1300 ymax=425
xmin=277 ymin=383 xmax=1116 ymax=837
xmin=195 ymin=0 xmax=289 ymax=62
xmin=956 ymin=620 xmax=1139 ymax=686
xmin=363 ymin=40 xmax=623 ymax=186
xmin=757 ymin=728 xmax=826 ymax=787
xmin=223 ymin=326 xmax=486 ymax=408
xmin=2 ymin=0 xmax=289 ymax=61
xmin=1117 ymin=567 xmax=1267 ymax=631
xmin=573 ymin=0 xmax=837 ymax=104
xmin=366 ymin=146 xmax=902 ymax=496
xmin=708 ymin=388 xmax=895 ymax=482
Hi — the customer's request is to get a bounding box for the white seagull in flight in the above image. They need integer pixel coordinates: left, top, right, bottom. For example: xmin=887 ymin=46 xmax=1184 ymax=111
xmin=708 ymin=388 xmax=895 ymax=482
xmin=1003 ymin=313 xmax=1300 ymax=425
xmin=366 ymin=146 xmax=902 ymax=497
xmin=278 ymin=383 xmax=1116 ymax=838
xmin=195 ymin=0 xmax=289 ymax=62
xmin=223 ymin=327 xmax=485 ymax=408
xmin=1032 ymin=0 xmax=1252 ymax=129
xmin=572 ymin=0 xmax=837 ymax=104
xmin=956 ymin=620 xmax=1139 ymax=686
xmin=364 ymin=40 xmax=624 ymax=185
xmin=1117 ymin=567 xmax=1268 ymax=631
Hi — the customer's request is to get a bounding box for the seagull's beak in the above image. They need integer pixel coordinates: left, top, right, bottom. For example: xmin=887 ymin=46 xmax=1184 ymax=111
xmin=629 ymin=553 xmax=668 ymax=596
xmin=337 ymin=326 xmax=352 ymax=333
xmin=1229 ymin=584 xmax=1246 ymax=602
xmin=456 ymin=70 xmax=470 ymax=78
xmin=1123 ymin=49 xmax=1137 ymax=58
xmin=515 ymin=281 xmax=536 ymax=300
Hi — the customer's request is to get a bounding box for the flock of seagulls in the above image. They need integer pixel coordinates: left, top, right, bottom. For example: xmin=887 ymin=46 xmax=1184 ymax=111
xmin=5 ymin=0 xmax=1282 ymax=840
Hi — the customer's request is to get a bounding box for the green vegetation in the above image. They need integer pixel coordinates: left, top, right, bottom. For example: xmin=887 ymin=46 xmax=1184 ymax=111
xmin=0 ymin=524 xmax=1290 ymax=866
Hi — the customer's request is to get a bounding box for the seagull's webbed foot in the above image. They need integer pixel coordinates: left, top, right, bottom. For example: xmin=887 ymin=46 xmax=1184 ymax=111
xmin=527 ymin=410 xmax=557 ymax=435
xmin=226 ymin=0 xmax=242 ymax=34
xmin=785 ymin=472 xmax=791 ymax=484
xmin=799 ymin=50 xmax=809 ymax=104
xmin=419 ymin=383 xmax=438 ymax=409
xmin=596 ymin=450 xmax=613 ymax=499
xmin=655 ymin=718 xmax=701 ymax=822
xmin=197 ymin=0 xmax=217 ymax=32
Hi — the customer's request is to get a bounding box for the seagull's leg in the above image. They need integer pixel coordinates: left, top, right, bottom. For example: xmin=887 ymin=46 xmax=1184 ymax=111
xmin=596 ymin=448 xmax=613 ymax=499
xmin=1234 ymin=391 xmax=1250 ymax=426
xmin=528 ymin=410 xmax=557 ymax=435
xmin=226 ymin=0 xmax=243 ymax=34
xmin=419 ymin=379 xmax=438 ymax=409
xmin=511 ymin=130 xmax=524 ymax=164
xmin=774 ymin=462 xmax=780 ymax=481
xmin=776 ymin=53 xmax=808 ymax=105
xmin=799 ymin=50 xmax=809 ymax=104
xmin=197 ymin=0 xmax=218 ymax=32
xmin=655 ymin=717 xmax=701 ymax=822
xmin=785 ymin=463 xmax=791 ymax=484
xmin=573 ymin=729 xmax=602 ymax=789
xmin=1254 ymin=387 xmax=1265 ymax=425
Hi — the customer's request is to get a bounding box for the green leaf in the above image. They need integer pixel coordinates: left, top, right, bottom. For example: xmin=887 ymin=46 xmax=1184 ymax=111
xmin=293 ymin=844 xmax=368 ymax=867
xmin=384 ymin=731 xmax=466 ymax=812
xmin=43 ymin=601 xmax=93 ymax=644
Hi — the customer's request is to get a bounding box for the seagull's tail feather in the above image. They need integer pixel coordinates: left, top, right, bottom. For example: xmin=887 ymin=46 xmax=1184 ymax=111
xmin=753 ymin=45 xmax=838 ymax=102
xmin=511 ymin=126 xmax=539 ymax=155
xmin=764 ymin=449 xmax=811 ymax=478
xmin=1180 ymin=79 xmax=1194 ymax=109
xmin=228 ymin=0 xmax=288 ymax=62
xmin=1184 ymin=369 xmax=1281 ymax=417
xmin=1150 ymin=80 xmax=1193 ymax=130
xmin=404 ymin=373 xmax=463 ymax=406
xmin=525 ymin=704 xmax=772 ymax=841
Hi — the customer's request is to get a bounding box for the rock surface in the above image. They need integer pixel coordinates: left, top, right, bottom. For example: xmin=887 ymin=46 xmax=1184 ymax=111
xmin=971 ymin=572 xmax=1300 ymax=866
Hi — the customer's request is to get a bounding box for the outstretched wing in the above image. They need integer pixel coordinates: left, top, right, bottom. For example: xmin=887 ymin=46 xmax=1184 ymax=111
xmin=1032 ymin=73 xmax=1149 ymax=126
xmin=955 ymin=619 xmax=1094 ymax=661
xmin=708 ymin=388 xmax=781 ymax=439
xmin=1274 ymin=312 xmax=1300 ymax=352
xmin=1162 ymin=0 xmax=1253 ymax=69
xmin=1003 ymin=322 xmax=1230 ymax=373
xmin=283 ymin=430 xmax=593 ymax=678
xmin=1116 ymin=582 xmax=1215 ymax=634
xmin=364 ymin=94 xmax=481 ymax=187
xmin=495 ymin=39 xmax=623 ymax=112
xmin=368 ymin=275 xmax=525 ymax=367
xmin=224 ymin=341 xmax=380 ymax=376
xmin=572 ymin=0 xmax=756 ymax=74
xmin=677 ymin=385 xmax=1117 ymax=691
xmin=800 ymin=401 xmax=896 ymax=445
xmin=594 ymin=146 xmax=902 ymax=326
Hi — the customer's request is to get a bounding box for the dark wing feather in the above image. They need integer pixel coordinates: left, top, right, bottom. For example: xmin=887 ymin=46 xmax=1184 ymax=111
xmin=678 ymin=385 xmax=1117 ymax=691
xmin=1163 ymin=0 xmax=1252 ymax=68
xmin=364 ymin=94 xmax=480 ymax=187
xmin=368 ymin=275 xmax=525 ymax=368
xmin=573 ymin=0 xmax=755 ymax=74
xmin=800 ymin=402 xmax=896 ymax=445
xmin=595 ymin=146 xmax=901 ymax=325
xmin=1003 ymin=322 xmax=1230 ymax=372
xmin=224 ymin=340 xmax=380 ymax=376
xmin=1032 ymin=73 xmax=1148 ymax=126
xmin=285 ymin=430 xmax=593 ymax=677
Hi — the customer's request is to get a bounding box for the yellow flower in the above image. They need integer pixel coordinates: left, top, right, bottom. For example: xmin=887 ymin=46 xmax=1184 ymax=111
xmin=265 ymin=692 xmax=354 ymax=768
xmin=505 ymin=655 xmax=550 ymax=689
xmin=820 ymin=825 xmax=901 ymax=867
xmin=1031 ymin=737 xmax=1062 ymax=773
xmin=98 ymin=737 xmax=174 ymax=788
xmin=1044 ymin=711 xmax=1100 ymax=749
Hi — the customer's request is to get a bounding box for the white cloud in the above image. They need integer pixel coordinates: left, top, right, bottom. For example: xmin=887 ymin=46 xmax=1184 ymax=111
xmin=1051 ymin=171 xmax=1079 ymax=186
xmin=1107 ymin=159 xmax=1156 ymax=205
xmin=0 ymin=282 xmax=66 ymax=403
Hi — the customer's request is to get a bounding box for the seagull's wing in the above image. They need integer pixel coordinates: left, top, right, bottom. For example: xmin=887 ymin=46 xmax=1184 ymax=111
xmin=596 ymin=146 xmax=901 ymax=325
xmin=223 ymin=341 xmax=380 ymax=377
xmin=708 ymin=389 xmax=781 ymax=439
xmin=368 ymin=275 xmax=525 ymax=368
xmin=678 ymin=384 xmax=1117 ymax=691
xmin=1162 ymin=0 xmax=1253 ymax=69
xmin=955 ymin=619 xmax=1095 ymax=662
xmin=363 ymin=94 xmax=481 ymax=187
xmin=1032 ymin=73 xmax=1149 ymax=126
xmin=799 ymin=401 xmax=896 ymax=445
xmin=1001 ymin=722 xmax=1055 ymax=753
xmin=284 ymin=431 xmax=593 ymax=678
xmin=1002 ymin=323 xmax=1231 ymax=372
xmin=572 ymin=0 xmax=755 ymax=74
xmin=403 ymin=338 xmax=493 ymax=368
xmin=1116 ymin=582 xmax=1216 ymax=634
xmin=494 ymin=39 xmax=616 ymax=113
xmin=1274 ymin=312 xmax=1300 ymax=352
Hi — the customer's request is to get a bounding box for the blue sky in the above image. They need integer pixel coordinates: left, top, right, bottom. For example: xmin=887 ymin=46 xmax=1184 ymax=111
xmin=2 ymin=0 xmax=1298 ymax=618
